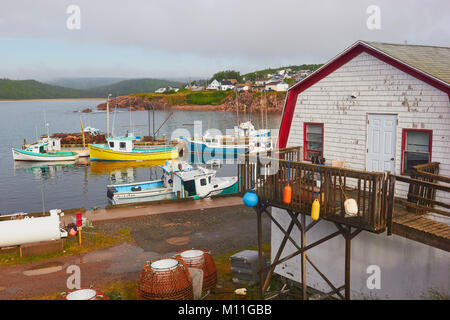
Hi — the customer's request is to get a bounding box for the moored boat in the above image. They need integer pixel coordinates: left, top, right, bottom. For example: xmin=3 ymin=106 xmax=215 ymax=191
xmin=89 ymin=136 xmax=179 ymax=161
xmin=106 ymin=160 xmax=239 ymax=205
xmin=12 ymin=143 xmax=79 ymax=161
xmin=186 ymin=121 xmax=273 ymax=162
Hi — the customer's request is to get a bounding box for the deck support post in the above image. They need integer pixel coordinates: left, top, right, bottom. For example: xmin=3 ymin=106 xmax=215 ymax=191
xmin=344 ymin=226 xmax=351 ymax=300
xmin=300 ymin=212 xmax=307 ymax=300
xmin=256 ymin=203 xmax=265 ymax=299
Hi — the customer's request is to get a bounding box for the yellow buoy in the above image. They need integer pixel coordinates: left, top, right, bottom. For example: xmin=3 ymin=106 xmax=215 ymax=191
xmin=311 ymin=198 xmax=320 ymax=221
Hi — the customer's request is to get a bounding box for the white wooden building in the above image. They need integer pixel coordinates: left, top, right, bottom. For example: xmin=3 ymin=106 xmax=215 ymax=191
xmin=206 ymin=79 xmax=220 ymax=90
xmin=272 ymin=40 xmax=450 ymax=299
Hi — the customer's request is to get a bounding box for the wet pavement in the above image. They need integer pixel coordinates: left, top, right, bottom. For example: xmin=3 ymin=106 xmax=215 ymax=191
xmin=0 ymin=204 xmax=271 ymax=299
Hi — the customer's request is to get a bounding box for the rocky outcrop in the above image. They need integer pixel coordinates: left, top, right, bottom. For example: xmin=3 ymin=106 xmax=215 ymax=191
xmin=96 ymin=92 xmax=285 ymax=113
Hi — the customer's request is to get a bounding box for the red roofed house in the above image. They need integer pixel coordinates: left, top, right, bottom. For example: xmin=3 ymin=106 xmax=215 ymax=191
xmin=271 ymin=40 xmax=450 ymax=299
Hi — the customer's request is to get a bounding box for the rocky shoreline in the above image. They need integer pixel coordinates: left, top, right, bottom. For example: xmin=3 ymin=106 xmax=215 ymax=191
xmin=95 ymin=92 xmax=285 ymax=113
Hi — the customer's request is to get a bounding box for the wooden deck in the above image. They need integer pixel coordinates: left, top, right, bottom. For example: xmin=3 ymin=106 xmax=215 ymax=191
xmin=240 ymin=148 xmax=450 ymax=251
xmin=391 ymin=210 xmax=450 ymax=252
xmin=388 ymin=163 xmax=450 ymax=251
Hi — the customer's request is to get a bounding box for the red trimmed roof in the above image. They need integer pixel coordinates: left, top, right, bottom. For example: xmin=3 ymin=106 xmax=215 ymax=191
xmin=278 ymin=41 xmax=450 ymax=149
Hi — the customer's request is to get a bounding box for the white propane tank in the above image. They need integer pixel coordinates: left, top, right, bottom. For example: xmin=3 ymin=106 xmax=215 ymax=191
xmin=0 ymin=209 xmax=67 ymax=248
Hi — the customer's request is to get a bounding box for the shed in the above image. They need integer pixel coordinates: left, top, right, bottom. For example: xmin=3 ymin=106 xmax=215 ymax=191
xmin=269 ymin=40 xmax=450 ymax=299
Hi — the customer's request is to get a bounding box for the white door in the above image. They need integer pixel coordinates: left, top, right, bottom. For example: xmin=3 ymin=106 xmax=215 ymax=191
xmin=367 ymin=114 xmax=397 ymax=173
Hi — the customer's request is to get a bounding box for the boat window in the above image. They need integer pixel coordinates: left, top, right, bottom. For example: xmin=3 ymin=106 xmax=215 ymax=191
xmin=120 ymin=142 xmax=126 ymax=149
xmin=208 ymin=176 xmax=211 ymax=183
xmin=200 ymin=178 xmax=207 ymax=186
xmin=109 ymin=141 xmax=115 ymax=148
xmin=183 ymin=180 xmax=196 ymax=196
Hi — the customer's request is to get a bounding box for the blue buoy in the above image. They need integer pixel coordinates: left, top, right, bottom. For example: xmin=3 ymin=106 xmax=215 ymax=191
xmin=243 ymin=190 xmax=258 ymax=207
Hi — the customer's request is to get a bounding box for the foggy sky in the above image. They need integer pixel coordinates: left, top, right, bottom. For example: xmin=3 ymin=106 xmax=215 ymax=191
xmin=1 ymin=0 xmax=449 ymax=80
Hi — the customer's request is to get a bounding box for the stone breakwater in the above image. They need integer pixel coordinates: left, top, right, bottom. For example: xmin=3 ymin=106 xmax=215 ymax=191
xmin=96 ymin=92 xmax=285 ymax=113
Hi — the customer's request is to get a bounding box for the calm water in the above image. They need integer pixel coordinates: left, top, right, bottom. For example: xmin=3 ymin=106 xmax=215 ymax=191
xmin=0 ymin=99 xmax=281 ymax=214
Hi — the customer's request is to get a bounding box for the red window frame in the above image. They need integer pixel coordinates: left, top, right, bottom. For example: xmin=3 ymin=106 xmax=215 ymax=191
xmin=303 ymin=122 xmax=324 ymax=161
xmin=401 ymin=128 xmax=433 ymax=175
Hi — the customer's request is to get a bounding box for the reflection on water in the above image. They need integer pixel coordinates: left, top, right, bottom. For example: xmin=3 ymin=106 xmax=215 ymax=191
xmin=90 ymin=160 xmax=164 ymax=185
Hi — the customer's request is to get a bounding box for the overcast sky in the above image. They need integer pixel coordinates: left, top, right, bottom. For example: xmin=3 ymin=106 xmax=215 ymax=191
xmin=1 ymin=0 xmax=449 ymax=80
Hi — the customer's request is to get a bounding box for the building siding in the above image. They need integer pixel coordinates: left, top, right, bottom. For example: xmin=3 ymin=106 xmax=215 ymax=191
xmin=286 ymin=51 xmax=450 ymax=205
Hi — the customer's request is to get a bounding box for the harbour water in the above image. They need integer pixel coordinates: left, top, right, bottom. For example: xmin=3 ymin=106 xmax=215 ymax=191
xmin=0 ymin=99 xmax=281 ymax=214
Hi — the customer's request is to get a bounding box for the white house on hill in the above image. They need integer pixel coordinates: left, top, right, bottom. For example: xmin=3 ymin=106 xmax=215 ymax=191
xmin=206 ymin=79 xmax=220 ymax=90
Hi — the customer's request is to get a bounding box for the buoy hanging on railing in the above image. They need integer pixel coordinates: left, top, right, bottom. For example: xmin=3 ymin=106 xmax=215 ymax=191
xmin=243 ymin=190 xmax=258 ymax=207
xmin=283 ymin=161 xmax=292 ymax=204
xmin=311 ymin=198 xmax=320 ymax=221
xmin=283 ymin=184 xmax=292 ymax=204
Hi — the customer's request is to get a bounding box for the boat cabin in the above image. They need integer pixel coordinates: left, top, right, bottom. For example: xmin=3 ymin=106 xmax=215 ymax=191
xmin=106 ymin=137 xmax=135 ymax=153
xmin=25 ymin=142 xmax=46 ymax=154
xmin=161 ymin=161 xmax=215 ymax=198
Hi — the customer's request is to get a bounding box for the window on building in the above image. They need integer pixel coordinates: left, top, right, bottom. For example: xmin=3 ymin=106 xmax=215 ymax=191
xmin=402 ymin=129 xmax=432 ymax=174
xmin=304 ymin=123 xmax=324 ymax=161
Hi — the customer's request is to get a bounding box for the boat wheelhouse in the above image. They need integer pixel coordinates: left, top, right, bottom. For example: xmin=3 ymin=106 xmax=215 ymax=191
xmin=106 ymin=160 xmax=239 ymax=205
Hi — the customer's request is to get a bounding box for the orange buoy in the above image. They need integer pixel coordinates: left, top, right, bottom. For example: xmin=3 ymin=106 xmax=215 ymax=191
xmin=283 ymin=184 xmax=292 ymax=204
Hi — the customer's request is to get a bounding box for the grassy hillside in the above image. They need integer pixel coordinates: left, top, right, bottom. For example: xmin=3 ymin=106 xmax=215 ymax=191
xmin=243 ymin=64 xmax=323 ymax=81
xmin=132 ymin=90 xmax=234 ymax=106
xmin=0 ymin=79 xmax=91 ymax=99
xmin=46 ymin=77 xmax=130 ymax=90
xmin=0 ymin=78 xmax=185 ymax=100
xmin=87 ymin=78 xmax=184 ymax=97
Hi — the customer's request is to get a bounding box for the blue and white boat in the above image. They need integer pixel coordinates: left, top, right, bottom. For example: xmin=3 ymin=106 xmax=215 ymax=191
xmin=106 ymin=160 xmax=239 ymax=205
xmin=185 ymin=121 xmax=273 ymax=163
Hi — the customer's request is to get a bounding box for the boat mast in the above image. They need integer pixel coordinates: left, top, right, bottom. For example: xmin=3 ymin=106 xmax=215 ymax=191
xmin=80 ymin=115 xmax=86 ymax=148
xmin=106 ymin=93 xmax=112 ymax=137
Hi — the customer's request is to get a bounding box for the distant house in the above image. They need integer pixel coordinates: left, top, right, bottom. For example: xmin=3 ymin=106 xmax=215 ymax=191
xmin=227 ymin=79 xmax=238 ymax=85
xmin=255 ymin=78 xmax=270 ymax=86
xmin=265 ymin=81 xmax=289 ymax=91
xmin=220 ymin=80 xmax=235 ymax=91
xmin=206 ymin=79 xmax=220 ymax=90
xmin=155 ymin=87 xmax=167 ymax=93
xmin=236 ymin=83 xmax=250 ymax=92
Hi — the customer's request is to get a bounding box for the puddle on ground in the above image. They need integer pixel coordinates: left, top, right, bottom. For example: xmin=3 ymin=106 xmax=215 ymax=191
xmin=23 ymin=261 xmax=64 ymax=276
xmin=81 ymin=243 xmax=177 ymax=274
xmin=166 ymin=236 xmax=190 ymax=246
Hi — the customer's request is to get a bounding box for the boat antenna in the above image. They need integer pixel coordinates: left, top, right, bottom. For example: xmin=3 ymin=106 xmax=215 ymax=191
xmin=112 ymin=98 xmax=118 ymax=137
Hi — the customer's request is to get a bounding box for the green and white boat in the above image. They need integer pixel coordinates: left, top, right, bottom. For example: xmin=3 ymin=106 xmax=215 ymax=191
xmin=12 ymin=142 xmax=79 ymax=161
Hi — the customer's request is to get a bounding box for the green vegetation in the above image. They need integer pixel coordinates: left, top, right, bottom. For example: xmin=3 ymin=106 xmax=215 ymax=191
xmin=0 ymin=227 xmax=131 ymax=266
xmin=210 ymin=70 xmax=242 ymax=82
xmin=0 ymin=79 xmax=89 ymax=99
xmin=0 ymin=78 xmax=183 ymax=100
xmin=132 ymin=90 xmax=233 ymax=106
xmin=186 ymin=90 xmax=232 ymax=105
xmin=243 ymin=64 xmax=323 ymax=82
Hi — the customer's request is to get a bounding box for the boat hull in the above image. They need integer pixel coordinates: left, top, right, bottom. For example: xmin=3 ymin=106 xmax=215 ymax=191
xmin=188 ymin=140 xmax=248 ymax=163
xmin=89 ymin=144 xmax=178 ymax=161
xmin=107 ymin=180 xmax=177 ymax=205
xmin=12 ymin=148 xmax=79 ymax=161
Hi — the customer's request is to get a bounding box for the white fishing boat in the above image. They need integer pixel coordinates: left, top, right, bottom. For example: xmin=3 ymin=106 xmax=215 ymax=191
xmin=12 ymin=142 xmax=79 ymax=161
xmin=106 ymin=160 xmax=239 ymax=205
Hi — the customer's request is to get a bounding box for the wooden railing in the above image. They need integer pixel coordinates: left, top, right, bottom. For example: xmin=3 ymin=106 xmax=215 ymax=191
xmin=387 ymin=163 xmax=450 ymax=221
xmin=238 ymin=149 xmax=392 ymax=233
